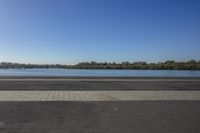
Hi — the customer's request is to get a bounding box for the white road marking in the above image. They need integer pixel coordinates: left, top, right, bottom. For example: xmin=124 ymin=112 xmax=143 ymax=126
xmin=113 ymin=106 xmax=118 ymax=111
xmin=0 ymin=91 xmax=199 ymax=101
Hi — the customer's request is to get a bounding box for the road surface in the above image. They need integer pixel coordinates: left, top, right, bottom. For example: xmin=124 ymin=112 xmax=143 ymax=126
xmin=0 ymin=77 xmax=199 ymax=133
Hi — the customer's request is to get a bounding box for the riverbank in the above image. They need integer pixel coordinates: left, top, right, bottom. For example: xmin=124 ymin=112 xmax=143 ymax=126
xmin=1 ymin=76 xmax=200 ymax=79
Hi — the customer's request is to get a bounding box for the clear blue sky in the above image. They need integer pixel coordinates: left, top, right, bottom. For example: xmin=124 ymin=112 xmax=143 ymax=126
xmin=0 ymin=0 xmax=200 ymax=64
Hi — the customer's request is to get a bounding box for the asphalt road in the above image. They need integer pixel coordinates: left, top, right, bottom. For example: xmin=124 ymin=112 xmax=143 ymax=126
xmin=0 ymin=77 xmax=199 ymax=133
xmin=0 ymin=80 xmax=200 ymax=91
xmin=0 ymin=101 xmax=200 ymax=133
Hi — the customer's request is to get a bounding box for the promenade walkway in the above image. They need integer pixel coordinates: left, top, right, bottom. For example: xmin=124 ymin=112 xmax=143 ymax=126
xmin=0 ymin=91 xmax=200 ymax=101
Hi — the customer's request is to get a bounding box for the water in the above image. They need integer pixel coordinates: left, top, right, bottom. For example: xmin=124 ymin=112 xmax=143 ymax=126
xmin=0 ymin=69 xmax=200 ymax=77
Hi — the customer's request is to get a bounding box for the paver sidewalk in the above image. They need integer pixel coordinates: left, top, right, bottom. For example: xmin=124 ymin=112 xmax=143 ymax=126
xmin=0 ymin=91 xmax=200 ymax=101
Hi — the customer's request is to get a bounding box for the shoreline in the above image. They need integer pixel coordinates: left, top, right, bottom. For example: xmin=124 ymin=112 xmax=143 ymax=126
xmin=0 ymin=76 xmax=200 ymax=80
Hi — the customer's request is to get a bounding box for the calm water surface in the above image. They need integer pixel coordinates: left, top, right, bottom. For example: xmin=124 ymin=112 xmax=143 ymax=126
xmin=0 ymin=69 xmax=200 ymax=77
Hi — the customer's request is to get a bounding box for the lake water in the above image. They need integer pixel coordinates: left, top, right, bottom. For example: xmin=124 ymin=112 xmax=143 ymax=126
xmin=0 ymin=69 xmax=200 ymax=77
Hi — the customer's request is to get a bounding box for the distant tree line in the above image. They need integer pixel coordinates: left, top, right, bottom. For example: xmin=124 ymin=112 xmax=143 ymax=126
xmin=0 ymin=60 xmax=200 ymax=70
xmin=0 ymin=62 xmax=67 ymax=69
xmin=71 ymin=60 xmax=200 ymax=70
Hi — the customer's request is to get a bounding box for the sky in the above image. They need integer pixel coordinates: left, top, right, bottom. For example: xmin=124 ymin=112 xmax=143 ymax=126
xmin=0 ymin=0 xmax=200 ymax=64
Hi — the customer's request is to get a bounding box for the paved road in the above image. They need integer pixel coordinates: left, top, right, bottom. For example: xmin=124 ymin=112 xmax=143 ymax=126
xmin=0 ymin=101 xmax=200 ymax=133
xmin=0 ymin=77 xmax=200 ymax=133
xmin=0 ymin=80 xmax=200 ymax=91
